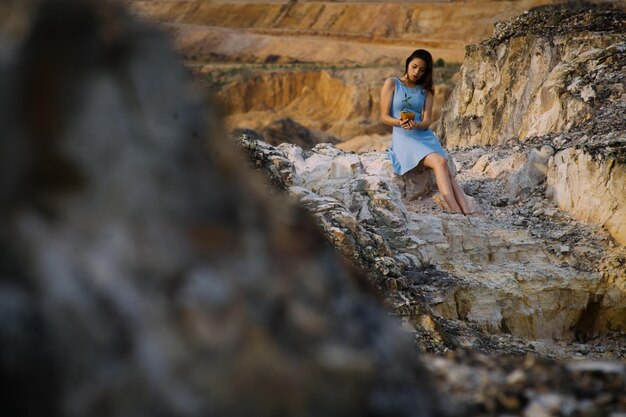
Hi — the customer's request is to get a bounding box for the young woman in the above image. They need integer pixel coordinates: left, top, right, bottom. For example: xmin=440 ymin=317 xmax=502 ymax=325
xmin=381 ymin=49 xmax=471 ymax=215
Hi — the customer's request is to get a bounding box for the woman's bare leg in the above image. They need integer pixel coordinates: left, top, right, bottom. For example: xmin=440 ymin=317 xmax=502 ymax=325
xmin=422 ymin=153 xmax=462 ymax=213
xmin=448 ymin=169 xmax=472 ymax=214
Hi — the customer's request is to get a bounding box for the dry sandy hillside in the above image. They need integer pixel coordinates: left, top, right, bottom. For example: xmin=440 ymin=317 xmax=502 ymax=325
xmin=128 ymin=0 xmax=567 ymax=145
xmin=203 ymin=64 xmax=457 ymax=144
xmin=130 ymin=0 xmax=562 ymax=64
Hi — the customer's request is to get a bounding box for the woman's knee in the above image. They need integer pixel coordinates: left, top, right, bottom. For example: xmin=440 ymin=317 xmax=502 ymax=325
xmin=424 ymin=153 xmax=447 ymax=169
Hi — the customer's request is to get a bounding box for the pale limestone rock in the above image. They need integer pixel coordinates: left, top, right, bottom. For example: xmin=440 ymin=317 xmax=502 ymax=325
xmin=471 ymin=154 xmax=490 ymax=174
xmin=508 ymin=145 xmax=554 ymax=198
xmin=359 ymin=151 xmax=394 ymax=178
xmin=288 ymin=145 xmax=409 ymax=230
xmin=439 ymin=31 xmax=621 ymax=147
xmin=438 ymin=10 xmax=624 ymax=249
xmin=524 ymin=60 xmax=591 ymax=139
xmin=329 ymin=152 xmax=362 ymax=179
xmin=274 ymin=145 xmax=421 ymax=274
xmin=580 ymin=84 xmax=597 ymax=103
xmin=239 ymin=133 xmax=626 ymax=341
xmin=471 ymin=152 xmax=527 ymax=179
xmin=404 ymin=165 xmax=436 ymax=200
xmin=547 ymin=147 xmax=626 ymax=246
xmin=595 ymin=280 xmax=626 ymax=333
xmin=397 ymin=157 xmax=458 ymax=200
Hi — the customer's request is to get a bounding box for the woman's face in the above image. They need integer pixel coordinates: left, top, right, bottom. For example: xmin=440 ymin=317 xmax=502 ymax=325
xmin=407 ymin=58 xmax=427 ymax=82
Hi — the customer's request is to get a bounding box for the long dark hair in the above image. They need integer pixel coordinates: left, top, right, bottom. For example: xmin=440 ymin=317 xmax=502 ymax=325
xmin=403 ymin=49 xmax=435 ymax=96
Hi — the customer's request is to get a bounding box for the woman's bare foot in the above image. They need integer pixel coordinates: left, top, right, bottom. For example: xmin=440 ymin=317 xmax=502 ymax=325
xmin=443 ymin=209 xmax=465 ymax=215
xmin=462 ymin=209 xmax=485 ymax=217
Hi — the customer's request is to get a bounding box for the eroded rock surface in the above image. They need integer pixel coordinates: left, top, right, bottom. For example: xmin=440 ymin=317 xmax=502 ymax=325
xmin=438 ymin=6 xmax=626 ymax=148
xmin=547 ymin=124 xmax=626 ymax=246
xmin=235 ymin=122 xmax=626 ymax=416
xmin=455 ymin=142 xmax=626 ymax=337
xmin=4 ymin=2 xmax=625 ymax=417
xmin=439 ymin=4 xmax=626 ymax=247
xmin=235 ymin=134 xmax=626 ymax=346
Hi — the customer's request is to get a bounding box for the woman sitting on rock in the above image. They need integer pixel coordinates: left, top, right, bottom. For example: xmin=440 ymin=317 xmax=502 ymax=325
xmin=381 ymin=49 xmax=471 ymax=215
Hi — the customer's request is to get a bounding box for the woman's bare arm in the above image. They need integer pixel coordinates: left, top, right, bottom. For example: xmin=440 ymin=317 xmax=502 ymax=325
xmin=415 ymin=90 xmax=434 ymax=129
xmin=380 ymin=78 xmax=404 ymax=127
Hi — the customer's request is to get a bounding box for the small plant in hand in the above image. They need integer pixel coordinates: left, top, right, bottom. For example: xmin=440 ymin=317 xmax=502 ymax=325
xmin=400 ymin=92 xmax=415 ymax=121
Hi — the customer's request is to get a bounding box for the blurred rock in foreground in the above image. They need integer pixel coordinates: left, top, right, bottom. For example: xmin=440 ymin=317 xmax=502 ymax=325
xmin=0 ymin=1 xmax=437 ymax=416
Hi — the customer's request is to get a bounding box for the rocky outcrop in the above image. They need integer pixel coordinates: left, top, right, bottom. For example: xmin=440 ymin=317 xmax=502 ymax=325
xmin=235 ymin=135 xmax=626 ymax=345
xmin=548 ymin=144 xmax=626 ymax=246
xmin=508 ymin=145 xmax=554 ymax=199
xmin=438 ymin=5 xmax=626 ymax=247
xmin=234 ymin=130 xmax=626 ymax=416
xmin=438 ymin=6 xmax=625 ymax=148
xmin=459 ymin=138 xmax=626 ymax=335
xmin=4 ymin=2 xmax=625 ymax=417
xmin=215 ymin=69 xmax=386 ymax=140
xmin=0 ymin=2 xmax=438 ymax=416
xmin=236 ymin=133 xmax=409 ymax=277
xmin=253 ymin=117 xmax=341 ymax=149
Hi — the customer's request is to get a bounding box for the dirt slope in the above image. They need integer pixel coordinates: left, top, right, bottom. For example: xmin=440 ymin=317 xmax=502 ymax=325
xmin=130 ymin=0 xmax=561 ymax=63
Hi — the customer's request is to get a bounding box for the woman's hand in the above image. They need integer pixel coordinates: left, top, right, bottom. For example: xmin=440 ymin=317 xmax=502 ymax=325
xmin=401 ymin=119 xmax=418 ymax=130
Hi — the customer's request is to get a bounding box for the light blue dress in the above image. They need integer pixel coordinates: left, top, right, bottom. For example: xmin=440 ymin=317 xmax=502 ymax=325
xmin=387 ymin=77 xmax=448 ymax=175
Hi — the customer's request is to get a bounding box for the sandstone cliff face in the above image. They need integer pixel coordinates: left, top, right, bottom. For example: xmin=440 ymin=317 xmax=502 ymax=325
xmin=546 ymin=147 xmax=626 ymax=331
xmin=439 ymin=8 xmax=625 ymax=148
xmin=439 ymin=6 xmax=626 ymax=247
xmin=548 ymin=144 xmax=626 ymax=246
xmin=462 ymin=139 xmax=626 ymax=335
xmin=209 ymin=67 xmax=453 ymax=143
xmin=216 ymin=69 xmax=378 ymax=139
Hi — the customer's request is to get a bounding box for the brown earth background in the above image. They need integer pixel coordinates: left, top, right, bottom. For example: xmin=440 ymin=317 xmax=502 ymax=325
xmin=128 ymin=0 xmax=572 ymax=150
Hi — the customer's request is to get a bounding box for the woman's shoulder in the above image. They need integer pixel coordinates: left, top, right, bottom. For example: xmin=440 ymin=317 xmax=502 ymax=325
xmin=382 ymin=77 xmax=398 ymax=91
xmin=384 ymin=76 xmax=399 ymax=85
